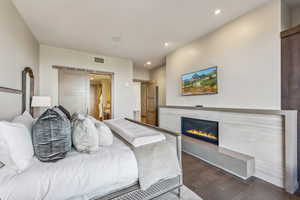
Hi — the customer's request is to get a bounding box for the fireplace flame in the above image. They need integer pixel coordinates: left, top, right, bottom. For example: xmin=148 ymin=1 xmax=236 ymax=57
xmin=186 ymin=129 xmax=217 ymax=140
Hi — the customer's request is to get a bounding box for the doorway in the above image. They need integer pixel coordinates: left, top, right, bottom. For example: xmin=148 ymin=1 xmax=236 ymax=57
xmin=89 ymin=74 xmax=112 ymax=120
xmin=133 ymin=80 xmax=158 ymax=126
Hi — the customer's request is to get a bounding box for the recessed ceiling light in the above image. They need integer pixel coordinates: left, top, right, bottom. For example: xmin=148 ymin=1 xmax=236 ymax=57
xmin=164 ymin=42 xmax=169 ymax=47
xmin=146 ymin=61 xmax=151 ymax=65
xmin=214 ymin=9 xmax=221 ymax=15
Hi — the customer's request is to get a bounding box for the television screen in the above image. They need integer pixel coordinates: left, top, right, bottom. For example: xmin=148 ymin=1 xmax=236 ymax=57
xmin=182 ymin=67 xmax=218 ymax=96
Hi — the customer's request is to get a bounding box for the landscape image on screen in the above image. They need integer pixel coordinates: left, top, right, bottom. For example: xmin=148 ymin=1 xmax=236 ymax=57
xmin=182 ymin=67 xmax=218 ymax=96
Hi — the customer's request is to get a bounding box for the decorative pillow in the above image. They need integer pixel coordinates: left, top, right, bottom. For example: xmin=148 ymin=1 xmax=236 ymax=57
xmin=0 ymin=161 xmax=4 ymax=168
xmin=89 ymin=117 xmax=114 ymax=146
xmin=12 ymin=111 xmax=34 ymax=133
xmin=72 ymin=113 xmax=85 ymax=121
xmin=72 ymin=116 xmax=99 ymax=153
xmin=0 ymin=122 xmax=34 ymax=172
xmin=32 ymin=107 xmax=72 ymax=162
xmin=58 ymin=105 xmax=72 ymax=120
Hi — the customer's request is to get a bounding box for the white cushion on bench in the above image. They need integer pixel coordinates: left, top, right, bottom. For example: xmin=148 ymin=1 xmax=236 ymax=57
xmin=104 ymin=119 xmax=165 ymax=147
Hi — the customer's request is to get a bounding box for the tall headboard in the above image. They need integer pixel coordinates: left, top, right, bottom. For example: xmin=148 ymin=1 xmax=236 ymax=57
xmin=22 ymin=67 xmax=34 ymax=114
xmin=0 ymin=67 xmax=35 ymax=119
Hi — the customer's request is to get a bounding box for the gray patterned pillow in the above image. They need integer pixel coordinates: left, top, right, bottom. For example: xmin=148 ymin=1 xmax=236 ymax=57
xmin=32 ymin=107 xmax=71 ymax=162
xmin=0 ymin=161 xmax=4 ymax=168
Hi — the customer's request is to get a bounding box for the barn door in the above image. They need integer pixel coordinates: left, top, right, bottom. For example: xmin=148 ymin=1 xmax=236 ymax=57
xmin=59 ymin=69 xmax=89 ymax=115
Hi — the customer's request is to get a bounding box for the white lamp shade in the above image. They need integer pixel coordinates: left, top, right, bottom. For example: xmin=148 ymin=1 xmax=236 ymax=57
xmin=31 ymin=96 xmax=52 ymax=107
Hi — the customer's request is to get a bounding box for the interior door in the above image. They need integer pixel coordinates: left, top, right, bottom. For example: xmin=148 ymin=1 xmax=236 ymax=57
xmin=59 ymin=69 xmax=89 ymax=115
xmin=141 ymin=83 xmax=148 ymax=123
xmin=146 ymin=82 xmax=158 ymax=126
xmin=281 ymin=28 xmax=300 ymax=180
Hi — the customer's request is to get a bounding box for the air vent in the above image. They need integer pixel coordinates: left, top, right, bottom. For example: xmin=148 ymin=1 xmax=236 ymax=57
xmin=94 ymin=57 xmax=104 ymax=63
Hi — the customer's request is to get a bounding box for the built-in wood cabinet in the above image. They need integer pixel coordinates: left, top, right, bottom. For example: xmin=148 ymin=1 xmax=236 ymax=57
xmin=281 ymin=24 xmax=300 ymax=183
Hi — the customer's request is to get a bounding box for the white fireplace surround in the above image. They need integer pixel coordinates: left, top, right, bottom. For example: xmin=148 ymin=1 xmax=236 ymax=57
xmin=159 ymin=106 xmax=298 ymax=194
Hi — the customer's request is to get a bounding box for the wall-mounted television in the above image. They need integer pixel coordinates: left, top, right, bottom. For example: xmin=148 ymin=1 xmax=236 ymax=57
xmin=181 ymin=66 xmax=218 ymax=96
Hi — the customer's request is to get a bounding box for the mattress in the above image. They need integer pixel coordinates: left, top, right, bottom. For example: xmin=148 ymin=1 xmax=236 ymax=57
xmin=0 ymin=138 xmax=138 ymax=200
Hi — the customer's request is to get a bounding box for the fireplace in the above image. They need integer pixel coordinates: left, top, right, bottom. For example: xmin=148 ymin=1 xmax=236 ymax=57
xmin=181 ymin=117 xmax=219 ymax=145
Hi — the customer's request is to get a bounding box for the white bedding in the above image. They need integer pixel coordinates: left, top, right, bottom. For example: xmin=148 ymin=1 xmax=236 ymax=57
xmin=0 ymin=138 xmax=138 ymax=200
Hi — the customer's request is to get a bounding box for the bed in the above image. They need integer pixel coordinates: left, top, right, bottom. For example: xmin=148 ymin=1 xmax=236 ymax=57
xmin=0 ymin=67 xmax=183 ymax=200
xmin=0 ymin=131 xmax=182 ymax=200
xmin=0 ymin=137 xmax=138 ymax=200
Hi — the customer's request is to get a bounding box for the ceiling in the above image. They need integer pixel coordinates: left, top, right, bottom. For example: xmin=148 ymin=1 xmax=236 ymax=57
xmin=13 ymin=0 xmax=272 ymax=69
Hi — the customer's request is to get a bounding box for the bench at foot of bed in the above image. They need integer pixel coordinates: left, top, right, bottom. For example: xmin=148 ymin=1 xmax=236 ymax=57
xmin=95 ymin=176 xmax=182 ymax=200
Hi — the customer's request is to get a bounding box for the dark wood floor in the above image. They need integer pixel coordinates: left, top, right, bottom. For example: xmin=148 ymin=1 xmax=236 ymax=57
xmin=182 ymin=152 xmax=300 ymax=200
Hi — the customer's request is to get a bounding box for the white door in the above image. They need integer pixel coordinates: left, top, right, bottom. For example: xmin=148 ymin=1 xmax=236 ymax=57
xmin=59 ymin=69 xmax=89 ymax=115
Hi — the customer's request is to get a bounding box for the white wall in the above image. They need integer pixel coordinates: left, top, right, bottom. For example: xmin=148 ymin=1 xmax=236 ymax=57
xmin=150 ymin=66 xmax=166 ymax=106
xmin=0 ymin=0 xmax=39 ymax=120
xmin=133 ymin=82 xmax=141 ymax=111
xmin=133 ymin=82 xmax=141 ymax=121
xmin=133 ymin=66 xmax=150 ymax=80
xmin=166 ymin=0 xmax=281 ymax=109
xmin=291 ymin=6 xmax=300 ymax=27
xmin=39 ymin=45 xmax=135 ymax=119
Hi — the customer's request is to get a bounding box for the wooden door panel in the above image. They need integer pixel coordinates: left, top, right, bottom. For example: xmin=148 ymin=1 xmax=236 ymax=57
xmin=147 ymin=99 xmax=156 ymax=111
xmin=282 ymin=33 xmax=300 ymax=109
xmin=146 ymin=112 xmax=156 ymax=125
xmin=281 ymin=25 xmax=300 ymax=182
xmin=141 ymin=83 xmax=147 ymax=117
xmin=146 ymin=82 xmax=158 ymax=126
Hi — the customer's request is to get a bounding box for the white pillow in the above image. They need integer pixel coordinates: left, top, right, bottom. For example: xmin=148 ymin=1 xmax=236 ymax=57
xmin=0 ymin=139 xmax=16 ymax=170
xmin=0 ymin=139 xmax=10 ymax=164
xmin=88 ymin=117 xmax=114 ymax=146
xmin=0 ymin=122 xmax=34 ymax=172
xmin=72 ymin=118 xmax=99 ymax=153
xmin=12 ymin=111 xmax=34 ymax=133
xmin=95 ymin=121 xmax=114 ymax=146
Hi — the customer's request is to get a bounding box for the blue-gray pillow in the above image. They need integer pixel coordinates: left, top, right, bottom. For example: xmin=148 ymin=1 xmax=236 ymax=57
xmin=0 ymin=161 xmax=4 ymax=168
xmin=32 ymin=107 xmax=71 ymax=162
xmin=58 ymin=105 xmax=71 ymax=120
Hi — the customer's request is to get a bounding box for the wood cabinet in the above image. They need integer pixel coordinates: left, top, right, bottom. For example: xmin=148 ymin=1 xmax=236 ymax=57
xmin=281 ymin=25 xmax=300 ymax=182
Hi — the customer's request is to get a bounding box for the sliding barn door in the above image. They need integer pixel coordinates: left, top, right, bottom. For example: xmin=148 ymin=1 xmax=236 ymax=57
xmin=59 ymin=70 xmax=89 ymax=115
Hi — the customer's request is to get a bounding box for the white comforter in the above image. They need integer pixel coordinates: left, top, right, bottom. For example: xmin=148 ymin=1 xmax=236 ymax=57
xmin=0 ymin=138 xmax=138 ymax=200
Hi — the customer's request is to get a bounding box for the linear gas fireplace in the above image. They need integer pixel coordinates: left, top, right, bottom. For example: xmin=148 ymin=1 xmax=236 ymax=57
xmin=181 ymin=117 xmax=219 ymax=145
